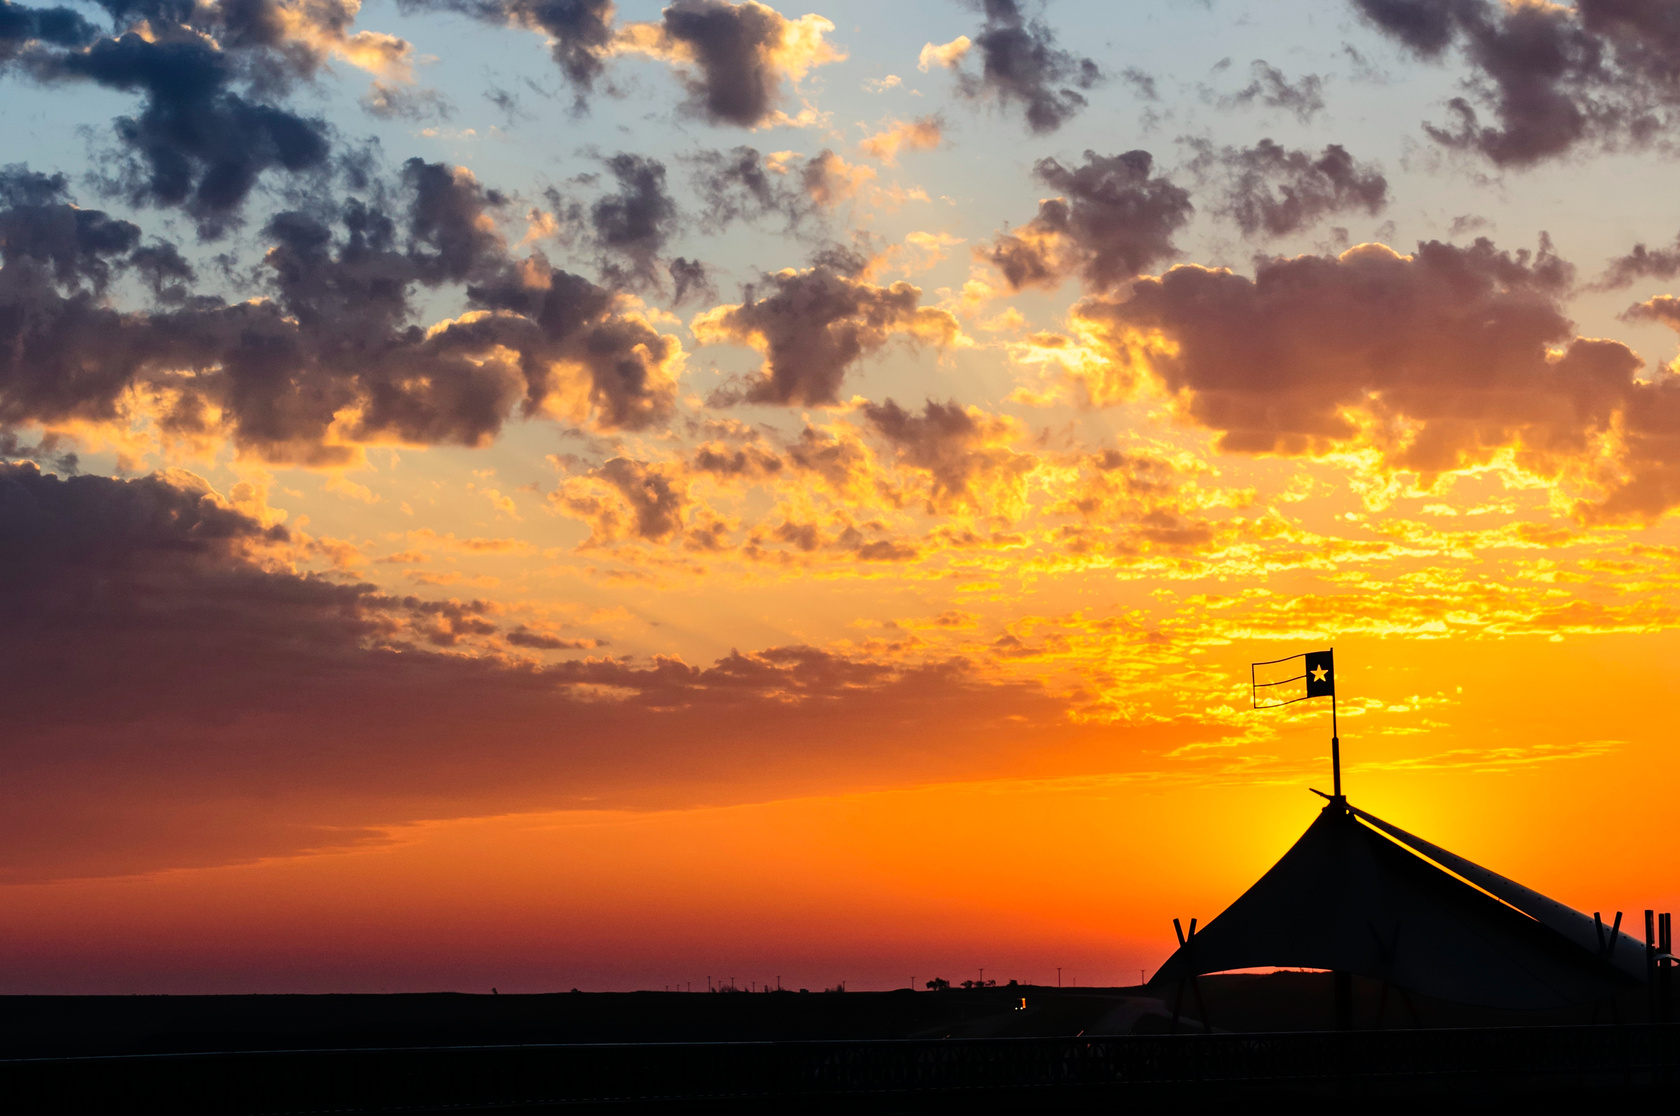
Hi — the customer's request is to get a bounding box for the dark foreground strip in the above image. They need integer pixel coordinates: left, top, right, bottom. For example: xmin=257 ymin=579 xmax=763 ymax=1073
xmin=5 ymin=1024 xmax=1680 ymax=1114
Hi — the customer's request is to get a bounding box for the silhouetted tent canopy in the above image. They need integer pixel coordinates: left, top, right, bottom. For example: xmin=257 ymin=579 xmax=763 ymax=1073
xmin=1149 ymin=799 xmax=1638 ymax=1009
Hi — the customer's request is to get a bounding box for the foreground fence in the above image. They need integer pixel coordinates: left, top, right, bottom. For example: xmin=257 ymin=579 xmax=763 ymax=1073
xmin=7 ymin=1023 xmax=1680 ymax=1113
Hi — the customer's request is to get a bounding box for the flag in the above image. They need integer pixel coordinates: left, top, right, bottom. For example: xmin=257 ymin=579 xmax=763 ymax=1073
xmin=1251 ymin=649 xmax=1335 ymax=709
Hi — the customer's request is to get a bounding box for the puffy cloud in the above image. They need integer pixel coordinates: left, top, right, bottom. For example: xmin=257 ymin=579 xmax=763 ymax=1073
xmin=588 ymin=153 xmax=679 ymax=287
xmin=0 ymin=159 xmax=681 ymax=459
xmin=917 ymin=34 xmax=971 ymax=73
xmin=460 ymin=261 xmax=683 ymax=433
xmin=25 ymin=31 xmax=331 ymax=235
xmin=668 ymin=256 xmax=713 ymax=303
xmin=945 ymin=0 xmax=1100 ymax=134
xmin=265 ymin=0 xmax=420 ymax=80
xmin=1624 ymin=293 xmax=1680 ymax=332
xmin=986 ymin=149 xmax=1192 ymax=293
xmin=1595 ymin=231 xmax=1680 ymax=289
xmin=1351 ymin=0 xmax=1680 ymax=166
xmin=552 ymin=456 xmax=691 ymax=545
xmin=858 ymin=115 xmax=944 ymax=164
xmin=613 ymin=0 xmax=843 ymax=127
xmin=798 ymin=150 xmax=875 ymax=207
xmin=1352 ymin=0 xmax=1462 ymax=57
xmin=0 ymin=0 xmax=97 ymax=60
xmin=0 ymin=166 xmax=143 ymax=290
xmin=692 ymin=265 xmax=961 ymax=406
xmin=1070 ymin=239 xmax=1680 ymax=519
xmin=400 ymin=0 xmax=842 ymax=124
xmin=1193 ymin=139 xmax=1388 ymax=238
xmin=3 ymin=0 xmax=422 ymax=232
xmin=398 ymin=158 xmax=511 ymax=282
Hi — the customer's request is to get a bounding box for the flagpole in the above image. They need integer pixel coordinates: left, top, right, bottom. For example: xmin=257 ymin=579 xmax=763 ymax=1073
xmin=1331 ymin=693 xmax=1341 ymax=798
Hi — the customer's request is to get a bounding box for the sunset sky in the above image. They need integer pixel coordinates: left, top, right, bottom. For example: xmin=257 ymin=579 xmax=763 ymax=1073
xmin=4 ymin=0 xmax=1680 ymax=994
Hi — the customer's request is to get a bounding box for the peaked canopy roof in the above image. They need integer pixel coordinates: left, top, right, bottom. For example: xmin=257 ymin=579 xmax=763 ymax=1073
xmin=1149 ymin=799 xmax=1636 ymax=1009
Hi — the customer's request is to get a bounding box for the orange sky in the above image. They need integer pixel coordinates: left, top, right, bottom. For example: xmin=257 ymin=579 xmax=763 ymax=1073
xmin=4 ymin=0 xmax=1680 ymax=992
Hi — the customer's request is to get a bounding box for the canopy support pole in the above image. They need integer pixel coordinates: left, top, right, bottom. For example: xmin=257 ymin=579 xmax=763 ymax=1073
xmin=1331 ymin=693 xmax=1341 ymax=799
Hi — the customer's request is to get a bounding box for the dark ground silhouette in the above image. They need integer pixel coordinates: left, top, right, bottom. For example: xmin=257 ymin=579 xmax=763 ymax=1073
xmin=0 ymin=971 xmax=1658 ymax=1059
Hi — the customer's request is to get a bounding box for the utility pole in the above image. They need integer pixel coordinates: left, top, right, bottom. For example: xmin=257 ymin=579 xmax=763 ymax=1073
xmin=1057 ymin=967 xmax=1062 ymax=987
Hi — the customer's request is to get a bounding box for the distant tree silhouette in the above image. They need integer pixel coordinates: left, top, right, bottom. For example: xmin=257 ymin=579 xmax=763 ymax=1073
xmin=925 ymin=977 xmax=950 ymax=991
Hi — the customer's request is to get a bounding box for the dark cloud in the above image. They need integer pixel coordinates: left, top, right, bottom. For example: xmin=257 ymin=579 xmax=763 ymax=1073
xmin=987 ymin=149 xmax=1193 ymax=293
xmin=506 ymin=624 xmax=599 ymax=650
xmin=691 ymin=439 xmax=782 ymax=479
xmin=1353 ymin=0 xmax=1462 ymax=56
xmin=127 ymin=240 xmax=197 ymax=301
xmin=397 ymin=0 xmax=837 ymax=125
xmin=1069 ymin=237 xmax=1680 ymax=522
xmin=0 ymin=0 xmax=96 ymax=59
xmin=0 ymin=159 xmax=677 ymax=456
xmin=361 ymin=80 xmax=454 ymax=122
xmin=1448 ymin=213 xmax=1490 ymax=237
xmin=862 ymin=398 xmax=1033 ymax=515
xmin=0 ymin=167 xmax=206 ymax=429
xmin=953 ymin=0 xmax=1100 ymax=133
xmin=0 ymin=428 xmax=77 ymax=472
xmin=1352 ymin=0 xmax=1680 ymax=166
xmin=401 ymin=157 xmax=510 ymax=282
xmin=401 ymin=0 xmax=614 ymax=101
xmin=2 ymin=0 xmax=439 ymax=231
xmin=1120 ymin=66 xmax=1158 ymax=101
xmin=1198 ymin=139 xmax=1389 ymax=238
xmin=25 ymin=31 xmax=332 ymax=235
xmin=1595 ymin=232 xmax=1680 ymax=289
xmin=0 ymin=165 xmax=142 ymax=290
xmin=1218 ymin=60 xmax=1327 ymax=121
xmin=590 ymin=153 xmax=678 ymax=286
xmin=0 ymin=461 xmax=1141 ymax=881
xmin=1341 ymin=41 xmax=1394 ymax=84
xmin=1622 ymin=293 xmax=1680 ymax=331
xmin=0 ymin=460 xmax=288 ymax=575
xmin=0 ymin=162 xmax=67 ymax=207
xmin=668 ymin=256 xmax=713 ymax=303
xmin=688 ymin=145 xmax=823 ymax=233
xmin=1579 ymin=0 xmax=1680 ymax=86
xmin=658 ymin=0 xmax=805 ymax=127
xmin=554 ymin=456 xmax=690 ymax=543
xmin=462 ymin=259 xmax=681 ymax=433
xmin=696 ymin=266 xmax=960 ymax=407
